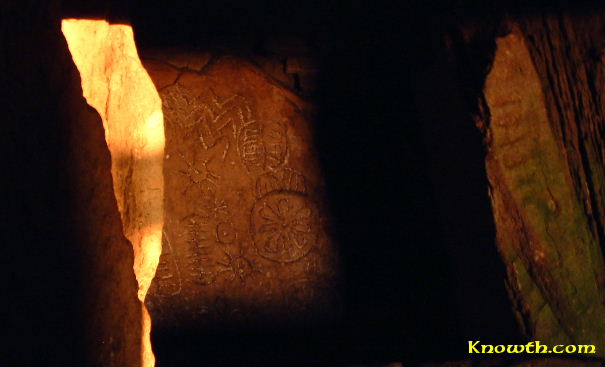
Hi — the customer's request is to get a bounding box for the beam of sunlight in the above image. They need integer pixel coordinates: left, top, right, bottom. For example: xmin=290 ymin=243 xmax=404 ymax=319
xmin=61 ymin=18 xmax=164 ymax=367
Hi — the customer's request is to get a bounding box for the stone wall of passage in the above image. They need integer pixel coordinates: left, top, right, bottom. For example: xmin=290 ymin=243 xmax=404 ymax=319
xmin=143 ymin=53 xmax=340 ymax=332
xmin=1 ymin=3 xmax=144 ymax=365
xmin=481 ymin=20 xmax=605 ymax=355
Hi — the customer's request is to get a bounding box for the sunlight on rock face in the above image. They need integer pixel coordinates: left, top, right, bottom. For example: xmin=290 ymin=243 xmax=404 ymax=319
xmin=61 ymin=18 xmax=164 ymax=367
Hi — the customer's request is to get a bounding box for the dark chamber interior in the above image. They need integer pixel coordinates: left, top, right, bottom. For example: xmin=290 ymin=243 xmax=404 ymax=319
xmin=15 ymin=0 xmax=604 ymax=365
xmin=114 ymin=1 xmax=524 ymax=365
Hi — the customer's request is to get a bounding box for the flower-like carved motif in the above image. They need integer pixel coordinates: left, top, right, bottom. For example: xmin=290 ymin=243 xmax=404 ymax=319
xmin=251 ymin=192 xmax=318 ymax=262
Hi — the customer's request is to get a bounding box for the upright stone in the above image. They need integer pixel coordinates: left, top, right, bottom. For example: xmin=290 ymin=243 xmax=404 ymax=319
xmin=483 ymin=25 xmax=605 ymax=354
xmin=144 ymin=54 xmax=340 ymax=330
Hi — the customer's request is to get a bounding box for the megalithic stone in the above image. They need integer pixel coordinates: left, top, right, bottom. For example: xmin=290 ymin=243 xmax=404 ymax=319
xmin=143 ymin=54 xmax=340 ymax=331
xmin=482 ymin=24 xmax=605 ymax=354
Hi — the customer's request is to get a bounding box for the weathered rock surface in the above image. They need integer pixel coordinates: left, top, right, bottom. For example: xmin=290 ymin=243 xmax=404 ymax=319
xmin=61 ymin=19 xmax=166 ymax=366
xmin=1 ymin=3 xmax=143 ymax=366
xmin=61 ymin=19 xmax=164 ymax=302
xmin=65 ymin=75 xmax=144 ymax=366
xmin=143 ymin=54 xmax=340 ymax=330
xmin=483 ymin=23 xmax=605 ymax=353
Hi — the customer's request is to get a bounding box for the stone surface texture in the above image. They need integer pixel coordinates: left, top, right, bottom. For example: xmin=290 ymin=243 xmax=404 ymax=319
xmin=61 ymin=19 xmax=166 ymax=366
xmin=143 ymin=54 xmax=340 ymax=330
xmin=483 ymin=23 xmax=605 ymax=354
xmin=1 ymin=3 xmax=143 ymax=366
xmin=61 ymin=19 xmax=164 ymax=302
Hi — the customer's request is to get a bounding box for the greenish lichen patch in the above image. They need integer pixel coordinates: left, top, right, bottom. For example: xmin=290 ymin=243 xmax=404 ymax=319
xmin=484 ymin=28 xmax=605 ymax=356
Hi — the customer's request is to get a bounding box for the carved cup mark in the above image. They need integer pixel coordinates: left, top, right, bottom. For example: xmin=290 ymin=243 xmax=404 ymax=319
xmin=216 ymin=221 xmax=237 ymax=244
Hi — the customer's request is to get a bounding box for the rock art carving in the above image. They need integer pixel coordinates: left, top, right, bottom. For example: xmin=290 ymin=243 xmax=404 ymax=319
xmin=151 ymin=231 xmax=182 ymax=297
xmin=146 ymin=57 xmax=337 ymax=328
xmin=262 ymin=121 xmax=288 ymax=169
xmin=216 ymin=221 xmax=237 ymax=244
xmin=256 ymin=168 xmax=307 ymax=198
xmin=252 ymin=192 xmax=317 ymax=263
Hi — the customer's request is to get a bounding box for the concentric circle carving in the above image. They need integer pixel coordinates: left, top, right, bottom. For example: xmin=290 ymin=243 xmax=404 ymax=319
xmin=251 ymin=192 xmax=317 ymax=262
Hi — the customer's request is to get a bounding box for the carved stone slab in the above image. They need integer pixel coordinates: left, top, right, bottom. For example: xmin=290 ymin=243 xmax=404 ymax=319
xmin=144 ymin=55 xmax=339 ymax=330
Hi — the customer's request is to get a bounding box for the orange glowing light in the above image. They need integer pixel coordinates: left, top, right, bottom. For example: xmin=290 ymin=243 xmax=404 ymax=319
xmin=61 ymin=19 xmax=164 ymax=367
